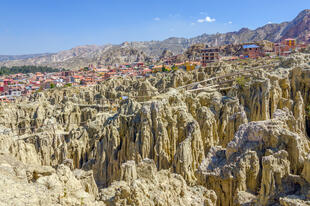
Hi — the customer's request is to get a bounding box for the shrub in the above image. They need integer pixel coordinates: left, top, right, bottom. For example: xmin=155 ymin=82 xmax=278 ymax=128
xmin=235 ymin=76 xmax=248 ymax=87
xmin=64 ymin=83 xmax=72 ymax=87
xmin=306 ymin=105 xmax=310 ymax=117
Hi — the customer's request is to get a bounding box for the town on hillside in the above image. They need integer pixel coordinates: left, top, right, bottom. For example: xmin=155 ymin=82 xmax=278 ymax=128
xmin=0 ymin=38 xmax=309 ymax=102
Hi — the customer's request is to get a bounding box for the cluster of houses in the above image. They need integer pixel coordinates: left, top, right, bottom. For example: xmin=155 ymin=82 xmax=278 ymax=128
xmin=0 ymin=38 xmax=308 ymax=102
xmin=200 ymin=38 xmax=308 ymax=66
xmin=93 ymin=62 xmax=152 ymax=79
xmin=0 ymin=63 xmax=153 ymax=102
xmin=151 ymin=61 xmax=200 ymax=72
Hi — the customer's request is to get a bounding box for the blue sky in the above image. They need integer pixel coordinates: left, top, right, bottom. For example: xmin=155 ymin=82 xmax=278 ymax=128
xmin=0 ymin=0 xmax=308 ymax=55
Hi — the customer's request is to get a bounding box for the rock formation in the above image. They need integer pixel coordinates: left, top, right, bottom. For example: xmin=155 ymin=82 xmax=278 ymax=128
xmin=99 ymin=159 xmax=216 ymax=206
xmin=0 ymin=53 xmax=310 ymax=205
xmin=0 ymin=152 xmax=102 ymax=205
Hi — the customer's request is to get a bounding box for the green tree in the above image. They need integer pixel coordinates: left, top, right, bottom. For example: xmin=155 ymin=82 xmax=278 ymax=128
xmin=64 ymin=83 xmax=72 ymax=87
xmin=37 ymin=86 xmax=43 ymax=92
xmin=0 ymin=65 xmax=61 ymax=75
xmin=161 ymin=65 xmax=169 ymax=72
xmin=172 ymin=65 xmax=178 ymax=71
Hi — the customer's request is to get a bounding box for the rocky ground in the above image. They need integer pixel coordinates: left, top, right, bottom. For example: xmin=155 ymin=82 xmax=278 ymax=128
xmin=1 ymin=53 xmax=310 ymax=205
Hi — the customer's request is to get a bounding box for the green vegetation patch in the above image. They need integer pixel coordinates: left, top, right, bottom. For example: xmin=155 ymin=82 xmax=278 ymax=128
xmin=0 ymin=65 xmax=61 ymax=75
xmin=306 ymin=105 xmax=310 ymax=117
xmin=235 ymin=76 xmax=248 ymax=87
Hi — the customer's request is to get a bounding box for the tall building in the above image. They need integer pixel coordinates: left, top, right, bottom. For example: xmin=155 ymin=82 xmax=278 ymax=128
xmin=274 ymin=38 xmax=297 ymax=56
xmin=282 ymin=38 xmax=297 ymax=49
xmin=201 ymin=47 xmax=220 ymax=66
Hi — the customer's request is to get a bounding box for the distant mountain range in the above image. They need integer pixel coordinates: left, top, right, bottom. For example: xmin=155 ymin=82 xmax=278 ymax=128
xmin=0 ymin=53 xmax=53 ymax=62
xmin=0 ymin=9 xmax=309 ymax=69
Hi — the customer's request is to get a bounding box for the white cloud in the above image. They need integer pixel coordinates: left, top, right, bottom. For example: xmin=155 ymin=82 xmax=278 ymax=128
xmin=206 ymin=17 xmax=216 ymax=22
xmin=197 ymin=16 xmax=216 ymax=23
xmin=191 ymin=22 xmax=196 ymax=26
xmin=153 ymin=17 xmax=160 ymax=21
xmin=228 ymin=21 xmax=232 ymax=24
xmin=268 ymin=21 xmax=272 ymax=24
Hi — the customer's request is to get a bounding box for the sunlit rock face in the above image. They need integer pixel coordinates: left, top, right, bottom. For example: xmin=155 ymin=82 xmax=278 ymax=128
xmin=0 ymin=54 xmax=310 ymax=205
xmin=99 ymin=159 xmax=217 ymax=206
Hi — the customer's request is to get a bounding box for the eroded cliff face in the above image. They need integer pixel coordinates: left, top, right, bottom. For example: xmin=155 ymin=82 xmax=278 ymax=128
xmin=99 ymin=159 xmax=217 ymax=206
xmin=0 ymin=152 xmax=101 ymax=206
xmin=1 ymin=54 xmax=310 ymax=205
xmin=197 ymin=108 xmax=310 ymax=205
